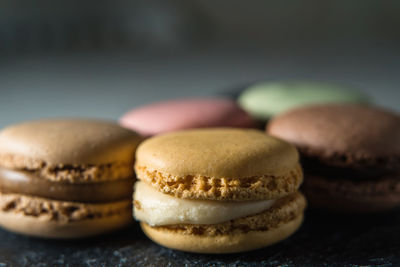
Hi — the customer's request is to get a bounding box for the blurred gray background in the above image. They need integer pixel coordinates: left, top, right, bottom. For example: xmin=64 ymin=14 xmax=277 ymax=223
xmin=0 ymin=0 xmax=399 ymax=128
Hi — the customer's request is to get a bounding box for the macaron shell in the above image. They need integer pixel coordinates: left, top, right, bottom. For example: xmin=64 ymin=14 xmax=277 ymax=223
xmin=0 ymin=194 xmax=132 ymax=238
xmin=267 ymin=104 xmax=400 ymax=167
xmin=238 ymin=81 xmax=369 ymax=120
xmin=119 ymin=98 xmax=256 ymax=136
xmin=0 ymin=119 xmax=141 ymax=165
xmin=135 ymin=128 xmax=299 ymax=179
xmin=141 ymin=214 xmax=303 ymax=254
xmin=0 ymin=211 xmax=132 ymax=239
xmin=138 ymin=192 xmax=306 ymax=253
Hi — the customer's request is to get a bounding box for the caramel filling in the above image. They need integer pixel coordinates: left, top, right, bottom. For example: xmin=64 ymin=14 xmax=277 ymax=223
xmin=0 ymin=167 xmax=133 ymax=203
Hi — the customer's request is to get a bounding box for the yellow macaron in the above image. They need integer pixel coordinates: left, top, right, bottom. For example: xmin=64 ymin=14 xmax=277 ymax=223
xmin=133 ymin=128 xmax=306 ymax=253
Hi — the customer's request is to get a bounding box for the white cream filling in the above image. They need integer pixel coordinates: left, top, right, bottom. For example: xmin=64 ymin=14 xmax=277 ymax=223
xmin=133 ymin=181 xmax=276 ymax=226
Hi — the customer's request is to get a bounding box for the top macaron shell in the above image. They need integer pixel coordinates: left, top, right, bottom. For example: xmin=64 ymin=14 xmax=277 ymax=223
xmin=135 ymin=128 xmax=299 ymax=179
xmin=238 ymin=81 xmax=369 ymax=120
xmin=119 ymin=98 xmax=256 ymax=136
xmin=267 ymin=104 xmax=400 ymax=170
xmin=0 ymin=119 xmax=142 ymax=165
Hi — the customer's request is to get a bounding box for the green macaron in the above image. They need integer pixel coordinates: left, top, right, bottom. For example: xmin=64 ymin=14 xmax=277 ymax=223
xmin=238 ymin=81 xmax=369 ymax=120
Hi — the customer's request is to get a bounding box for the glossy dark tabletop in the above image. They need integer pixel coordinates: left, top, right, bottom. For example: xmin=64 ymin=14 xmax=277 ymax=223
xmin=0 ymin=209 xmax=399 ymax=267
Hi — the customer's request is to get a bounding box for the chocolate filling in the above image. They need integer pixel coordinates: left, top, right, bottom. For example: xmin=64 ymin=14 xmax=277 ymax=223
xmin=0 ymin=167 xmax=133 ymax=203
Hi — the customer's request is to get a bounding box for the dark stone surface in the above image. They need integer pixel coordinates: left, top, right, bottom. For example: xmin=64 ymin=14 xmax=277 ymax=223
xmin=0 ymin=209 xmax=399 ymax=267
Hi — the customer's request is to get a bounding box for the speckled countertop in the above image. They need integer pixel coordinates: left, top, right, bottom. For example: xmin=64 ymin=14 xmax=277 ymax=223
xmin=0 ymin=209 xmax=399 ymax=266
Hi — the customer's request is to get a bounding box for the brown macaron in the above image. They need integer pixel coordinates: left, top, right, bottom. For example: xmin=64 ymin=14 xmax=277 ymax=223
xmin=267 ymin=104 xmax=400 ymax=212
xmin=0 ymin=119 xmax=142 ymax=238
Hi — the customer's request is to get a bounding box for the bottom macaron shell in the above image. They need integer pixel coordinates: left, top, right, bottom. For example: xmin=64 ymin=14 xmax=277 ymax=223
xmin=0 ymin=193 xmax=133 ymax=238
xmin=141 ymin=214 xmax=303 ymax=254
xmin=303 ymin=174 xmax=400 ymax=212
xmin=0 ymin=210 xmax=132 ymax=238
xmin=139 ymin=192 xmax=306 ymax=254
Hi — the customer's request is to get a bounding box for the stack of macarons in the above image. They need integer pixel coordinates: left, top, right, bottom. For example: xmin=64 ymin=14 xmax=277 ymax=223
xmin=0 ymin=80 xmax=398 ymax=255
xmin=0 ymin=119 xmax=142 ymax=238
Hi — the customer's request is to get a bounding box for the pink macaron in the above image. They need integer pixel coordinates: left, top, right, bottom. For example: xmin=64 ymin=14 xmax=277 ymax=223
xmin=119 ymin=98 xmax=257 ymax=136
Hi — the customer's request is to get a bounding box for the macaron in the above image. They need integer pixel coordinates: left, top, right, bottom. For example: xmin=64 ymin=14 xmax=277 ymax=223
xmin=0 ymin=119 xmax=141 ymax=238
xmin=267 ymin=104 xmax=400 ymax=212
xmin=119 ymin=98 xmax=256 ymax=136
xmin=238 ymin=81 xmax=369 ymax=120
xmin=133 ymin=128 xmax=306 ymax=253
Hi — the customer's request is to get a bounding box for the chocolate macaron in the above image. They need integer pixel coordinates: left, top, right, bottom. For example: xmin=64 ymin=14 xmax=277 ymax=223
xmin=267 ymin=104 xmax=400 ymax=212
xmin=133 ymin=128 xmax=306 ymax=253
xmin=0 ymin=119 xmax=141 ymax=238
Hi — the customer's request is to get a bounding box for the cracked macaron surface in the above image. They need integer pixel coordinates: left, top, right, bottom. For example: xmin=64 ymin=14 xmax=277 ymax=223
xmin=133 ymin=128 xmax=306 ymax=253
xmin=0 ymin=119 xmax=142 ymax=238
